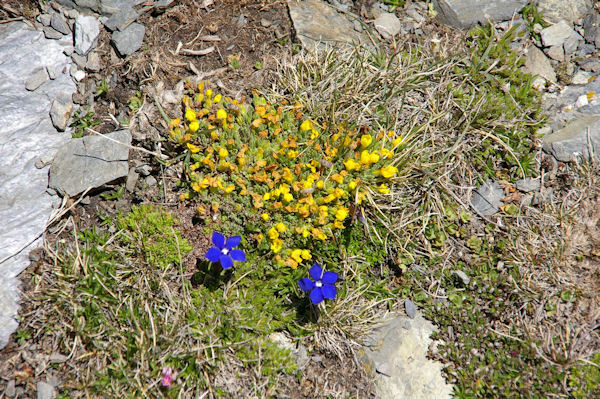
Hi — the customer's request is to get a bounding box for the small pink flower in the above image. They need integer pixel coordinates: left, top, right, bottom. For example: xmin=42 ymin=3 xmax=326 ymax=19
xmin=161 ymin=367 xmax=177 ymax=387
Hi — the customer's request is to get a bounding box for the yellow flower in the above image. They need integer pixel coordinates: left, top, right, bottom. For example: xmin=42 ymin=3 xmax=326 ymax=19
xmin=186 ymin=143 xmax=201 ymax=153
xmin=380 ymin=148 xmax=393 ymax=159
xmin=225 ymin=184 xmax=235 ymax=194
xmin=263 ymin=192 xmax=271 ymax=201
xmin=189 ymin=120 xmax=200 ymax=133
xmin=312 ymin=228 xmax=327 ymax=241
xmin=369 ymin=152 xmax=380 ymax=163
xmin=205 ymin=88 xmax=213 ymax=98
xmin=276 ymin=222 xmax=287 ymax=233
xmin=360 ymin=150 xmax=371 ymax=165
xmin=291 ymin=249 xmax=303 ymax=263
xmin=331 ymin=174 xmax=344 ymax=184
xmin=344 ymin=159 xmax=360 ymax=171
xmin=300 ymin=120 xmax=312 ymax=131
xmin=302 ymin=228 xmax=310 ymax=238
xmin=377 ymin=183 xmax=390 ymax=194
xmin=283 ymin=192 xmax=293 ymax=202
xmin=379 ymin=165 xmax=398 ymax=178
xmin=256 ymin=233 xmax=264 ymax=243
xmin=335 ymin=207 xmax=349 ymax=221
xmin=213 ymin=94 xmax=222 ymax=103
xmin=270 ymin=238 xmax=282 ymax=253
xmin=210 ymin=131 xmax=219 ymax=140
xmin=219 ymin=148 xmax=229 ymax=159
xmin=287 ymin=150 xmax=298 ymax=159
xmin=310 ymin=129 xmax=319 ymax=140
xmin=185 ymin=108 xmax=196 ymax=122
xmin=261 ymin=213 xmax=270 ymax=221
xmin=392 ymin=137 xmax=403 ymax=147
xmin=334 ymin=219 xmax=344 ymax=229
xmin=348 ymin=180 xmax=357 ymax=190
xmin=360 ymin=134 xmax=373 ymax=148
xmin=301 ymin=249 xmax=312 ymax=260
xmin=216 ymin=108 xmax=227 ymax=119
xmin=316 ymin=180 xmax=324 ymax=189
xmin=268 ymin=227 xmax=279 ymax=240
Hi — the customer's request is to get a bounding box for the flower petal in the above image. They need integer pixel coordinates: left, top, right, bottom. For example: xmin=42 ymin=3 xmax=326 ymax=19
xmin=205 ymin=247 xmax=221 ymax=262
xmin=308 ymin=263 xmax=323 ymax=280
xmin=298 ymin=277 xmax=315 ymax=293
xmin=229 ymin=249 xmax=246 ymax=262
xmin=322 ymin=271 xmax=339 ymax=284
xmin=212 ymin=232 xmax=225 ymax=249
xmin=309 ymin=287 xmax=324 ymax=305
xmin=219 ymin=254 xmax=234 ymax=269
xmin=322 ymin=284 xmax=337 ymax=300
xmin=225 ymin=235 xmax=241 ymax=248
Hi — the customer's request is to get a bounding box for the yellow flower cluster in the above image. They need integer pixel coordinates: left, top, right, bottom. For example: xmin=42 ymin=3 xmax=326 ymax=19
xmin=169 ymin=82 xmax=405 ymax=268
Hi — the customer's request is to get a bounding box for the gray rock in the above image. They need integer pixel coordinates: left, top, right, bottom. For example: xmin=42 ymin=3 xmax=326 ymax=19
xmin=42 ymin=26 xmax=64 ymax=40
xmin=451 ymin=270 xmax=470 ymax=286
xmin=5 ymin=379 xmax=16 ymax=397
xmin=38 ymin=14 xmax=52 ymax=26
xmin=572 ymin=70 xmax=594 ymax=85
xmin=537 ymin=0 xmax=592 ymax=25
xmin=26 ymin=68 xmax=49 ymax=91
xmin=361 ymin=314 xmax=453 ymax=399
xmin=103 ymin=4 xmax=139 ymax=31
xmin=86 ymin=52 xmax=102 ymax=72
xmin=433 ymin=0 xmax=528 ymax=29
xmin=145 ymin=175 xmax=157 ymax=187
xmin=583 ymin=13 xmax=600 ymax=48
xmin=525 ymin=46 xmax=557 ymax=83
xmin=36 ymin=381 xmax=55 ymax=399
xmin=48 ymin=353 xmax=68 ymax=363
xmin=580 ymin=60 xmax=600 ymax=73
xmin=50 ymin=13 xmax=71 ymax=35
xmin=75 ymin=0 xmax=101 ymax=12
xmin=577 ymin=43 xmax=596 ymax=57
xmin=544 ymin=45 xmax=564 ymax=61
xmin=125 ymin=167 xmax=139 ymax=192
xmin=64 ymin=9 xmax=79 ymax=19
xmin=515 ymin=177 xmax=541 ymax=192
xmin=136 ymin=164 xmax=152 ymax=176
xmin=49 ymin=130 xmax=131 ymax=197
xmin=542 ymin=114 xmax=600 ymax=162
xmin=471 ymin=180 xmax=503 ymax=216
xmin=111 ymin=22 xmax=145 ymax=56
xmin=287 ymin=0 xmax=366 ymax=50
xmin=374 ymin=13 xmax=402 ymax=39
xmin=70 ymin=53 xmax=87 ymax=69
xmin=540 ymin=20 xmax=575 ymax=48
xmin=404 ymin=299 xmax=417 ymax=319
xmin=46 ymin=65 xmax=58 ymax=80
xmin=74 ymin=15 xmax=100 ymax=55
xmin=49 ymin=99 xmax=73 ymax=131
xmin=563 ymin=32 xmax=582 ymax=55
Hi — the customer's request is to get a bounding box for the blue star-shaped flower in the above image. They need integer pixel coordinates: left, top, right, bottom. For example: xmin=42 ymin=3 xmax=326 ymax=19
xmin=298 ymin=262 xmax=339 ymax=305
xmin=205 ymin=232 xmax=246 ymax=269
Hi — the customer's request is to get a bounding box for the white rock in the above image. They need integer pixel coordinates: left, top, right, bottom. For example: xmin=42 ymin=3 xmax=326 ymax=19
xmin=525 ymin=46 xmax=556 ymax=83
xmin=74 ymin=15 xmax=99 ymax=55
xmin=71 ymin=68 xmax=86 ymax=81
xmin=575 ymin=94 xmax=589 ymax=107
xmin=532 ymin=76 xmax=547 ymax=91
xmin=544 ymin=45 xmax=564 ymax=61
xmin=540 ymin=20 xmax=575 ymax=48
xmin=374 ymin=12 xmax=402 ymax=40
xmin=572 ymin=70 xmax=594 ymax=85
xmin=49 ymin=99 xmax=73 ymax=131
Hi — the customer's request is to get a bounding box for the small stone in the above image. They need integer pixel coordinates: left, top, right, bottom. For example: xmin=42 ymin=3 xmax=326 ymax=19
xmin=577 ymin=43 xmax=595 ymax=57
xmin=402 ymin=320 xmax=411 ymax=330
xmin=451 ymin=270 xmax=470 ymax=286
xmin=583 ymin=13 xmax=600 ymax=48
xmin=236 ymin=13 xmax=247 ymax=28
xmin=136 ymin=164 xmax=152 ymax=176
xmin=433 ymin=0 xmax=529 ymax=29
xmin=145 ymin=175 xmax=157 ymax=187
xmin=404 ymin=299 xmax=417 ymax=319
xmin=43 ymin=26 xmax=64 ymax=40
xmin=515 ymin=177 xmax=541 ymax=193
xmin=64 ymin=9 xmax=79 ymax=19
xmin=26 ymin=68 xmax=49 ymax=91
xmin=580 ymin=60 xmax=600 ymax=73
xmin=537 ymin=0 xmax=592 ymax=25
xmin=471 ymin=180 xmax=504 ymax=216
xmin=544 ymin=45 xmax=564 ymax=61
xmin=542 ymin=114 xmax=600 ymax=162
xmin=103 ymin=4 xmax=139 ymax=31
xmin=376 ymin=361 xmax=393 ymax=377
xmin=126 ymin=168 xmax=139 ymax=192
xmin=260 ymin=18 xmax=272 ymax=27
xmin=405 ymin=8 xmax=425 ymax=23
xmin=525 ymin=46 xmax=557 ymax=83
xmin=50 ymin=13 xmax=71 ymax=35
xmin=111 ymin=22 xmax=145 ymax=56
xmin=572 ymin=70 xmax=594 ymax=85
xmin=563 ymin=32 xmax=583 ymax=55
xmin=86 ymin=52 xmax=102 ymax=72
xmin=48 ymin=353 xmax=68 ymax=363
xmin=575 ymin=94 xmax=589 ymax=107
xmin=540 ymin=20 xmax=574 ymax=48
xmin=50 ymin=99 xmax=73 ymax=131
xmin=80 ymin=196 xmax=91 ymax=205
xmin=531 ymin=76 xmax=547 ymax=91
xmin=374 ymin=12 xmax=402 ymax=40
xmin=71 ymin=68 xmax=86 ymax=82
xmin=5 ymin=379 xmax=16 ymax=397
xmin=71 ymin=53 xmax=87 ymax=69
xmin=38 ymin=13 xmax=52 ymax=26
xmin=74 ymin=15 xmax=100 ymax=55
xmin=36 ymin=381 xmax=55 ymax=399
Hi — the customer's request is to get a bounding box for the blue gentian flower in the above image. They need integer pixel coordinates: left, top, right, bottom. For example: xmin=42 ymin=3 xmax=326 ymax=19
xmin=205 ymin=232 xmax=246 ymax=269
xmin=298 ymin=262 xmax=339 ymax=305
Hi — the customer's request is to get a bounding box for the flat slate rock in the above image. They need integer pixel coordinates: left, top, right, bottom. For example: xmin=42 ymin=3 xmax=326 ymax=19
xmin=74 ymin=14 xmax=100 ymax=55
xmin=471 ymin=180 xmax=503 ymax=216
xmin=537 ymin=0 xmax=592 ymax=25
xmin=49 ymin=130 xmax=131 ymax=197
xmin=287 ymin=0 xmax=366 ymax=50
xmin=433 ymin=0 xmax=529 ymax=29
xmin=361 ymin=313 xmax=453 ymax=399
xmin=111 ymin=22 xmax=145 ymax=56
xmin=542 ymin=114 xmax=600 ymax=162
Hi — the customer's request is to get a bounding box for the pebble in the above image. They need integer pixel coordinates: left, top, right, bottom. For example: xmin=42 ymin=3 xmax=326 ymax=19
xmin=374 ymin=12 xmax=402 ymax=40
xmin=5 ymin=379 xmax=16 ymax=397
xmin=145 ymin=175 xmax=157 ymax=187
xmin=43 ymin=26 xmax=64 ymax=40
xmin=74 ymin=15 xmax=100 ymax=55
xmin=50 ymin=13 xmax=71 ymax=35
xmin=111 ymin=22 xmax=145 ymax=56
xmin=25 ymin=68 xmax=49 ymax=91
xmin=451 ymin=270 xmax=470 ymax=286
xmin=515 ymin=177 xmax=541 ymax=193
xmin=404 ymin=299 xmax=417 ymax=319
xmin=126 ymin=168 xmax=139 ymax=192
xmin=540 ymin=20 xmax=574 ymax=47
xmin=36 ymin=381 xmax=55 ymax=399
xmin=136 ymin=164 xmax=152 ymax=176
xmin=49 ymin=99 xmax=73 ymax=131
xmin=86 ymin=52 xmax=102 ymax=72
xmin=471 ymin=180 xmax=504 ymax=216
xmin=71 ymin=68 xmax=86 ymax=82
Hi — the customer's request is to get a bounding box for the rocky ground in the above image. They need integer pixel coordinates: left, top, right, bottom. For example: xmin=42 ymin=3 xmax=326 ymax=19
xmin=1 ymin=0 xmax=600 ymax=398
